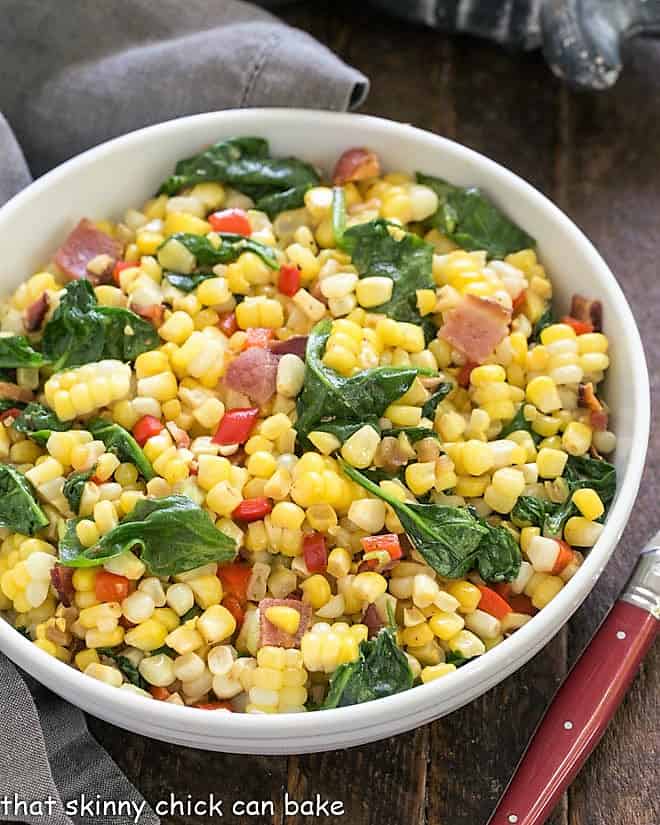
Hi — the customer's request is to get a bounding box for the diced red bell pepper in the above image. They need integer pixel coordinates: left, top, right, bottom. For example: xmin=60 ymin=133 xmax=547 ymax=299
xmin=149 ymin=686 xmax=171 ymax=701
xmin=458 ymin=361 xmax=477 ymax=388
xmin=218 ymin=311 xmax=238 ymax=337
xmin=561 ymin=315 xmax=594 ymax=335
xmin=194 ymin=701 xmax=234 ymax=711
xmin=303 ymin=532 xmax=328 ymax=573
xmin=208 ymin=208 xmax=251 ymax=236
xmin=232 ymin=497 xmax=272 ymax=522
xmin=551 ymin=540 xmax=575 ymax=575
xmin=217 ymin=562 xmax=252 ymax=603
xmin=508 ymin=593 xmax=536 ymax=615
xmin=512 ymin=289 xmax=527 ymax=312
xmin=0 ymin=407 xmax=21 ymax=422
xmin=278 ymin=263 xmax=301 ymax=297
xmin=476 ymin=584 xmax=513 ymax=619
xmin=112 ymin=260 xmax=134 ymax=286
xmin=212 ymin=407 xmax=259 ymax=445
xmin=95 ymin=571 xmax=130 ymax=603
xmin=222 ymin=594 xmax=246 ymax=629
xmin=132 ymin=415 xmax=164 ymax=446
xmin=360 ymin=533 xmax=403 ymax=560
xmin=244 ymin=327 xmax=275 ymax=349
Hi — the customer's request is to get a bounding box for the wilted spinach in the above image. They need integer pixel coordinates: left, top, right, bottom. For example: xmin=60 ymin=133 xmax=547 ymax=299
xmin=41 ymin=280 xmax=158 ymax=370
xmin=157 ymin=136 xmax=320 ymax=216
xmin=161 ymin=232 xmax=278 ymax=276
xmin=13 ymin=402 xmax=70 ymax=445
xmin=499 ymin=405 xmax=541 ymax=444
xmin=421 ymin=382 xmax=453 ymax=420
xmin=0 ymin=463 xmax=49 ymax=534
xmin=416 ymin=172 xmax=535 ymax=259
xmin=88 ymin=418 xmax=155 ymax=481
xmin=295 ymin=320 xmax=419 ymax=448
xmin=97 ymin=648 xmax=146 ymax=689
xmin=339 ymin=220 xmax=434 ymax=326
xmin=512 ymin=454 xmax=616 ymax=539
xmin=0 ymin=399 xmax=27 ymax=416
xmin=58 ymin=495 xmax=236 ymax=575
xmin=322 ymin=624 xmax=413 ymax=709
xmin=531 ymin=305 xmax=555 ymax=343
xmin=344 ymin=462 xmax=521 ymax=581
xmin=62 ymin=468 xmax=94 ymax=514
xmin=164 ymin=272 xmax=216 ymax=293
xmin=0 ymin=336 xmax=48 ymax=369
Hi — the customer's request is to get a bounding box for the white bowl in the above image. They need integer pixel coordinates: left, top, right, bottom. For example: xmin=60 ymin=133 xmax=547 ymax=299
xmin=0 ymin=109 xmax=649 ymax=754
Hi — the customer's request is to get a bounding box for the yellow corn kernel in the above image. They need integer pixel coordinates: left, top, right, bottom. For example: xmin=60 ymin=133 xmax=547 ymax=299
xmin=405 ymin=461 xmax=436 ymax=496
xmin=421 ymin=662 xmax=456 ymax=683
xmin=562 ymin=421 xmax=592 ymax=456
xmin=428 ymin=610 xmax=465 ymax=640
xmin=271 ymin=502 xmax=305 ymax=531
xmin=401 ymin=622 xmax=434 ymax=648
xmin=525 ymin=376 xmax=561 ymax=413
xmin=385 ymin=405 xmax=422 ymax=428
xmin=340 ymin=425 xmax=380 ymax=469
xmin=246 ymin=451 xmax=277 ymax=479
xmin=188 ymin=575 xmax=223 ymax=609
xmin=327 ymin=547 xmax=352 ymax=578
xmin=530 ymin=575 xmax=564 ymax=609
xmin=265 ymin=605 xmax=301 ymax=636
xmin=197 ymin=277 xmax=231 ymax=307
xmin=445 ymin=580 xmax=481 ymax=613
xmin=197 ymin=604 xmax=236 ymax=643
xmin=352 ymin=572 xmax=387 ymax=604
xmin=164 ymin=212 xmax=210 ymax=236
xmin=300 ymin=574 xmax=332 ymax=609
xmin=536 ymin=447 xmax=568 ymax=479
xmin=563 ymin=516 xmax=604 ymax=548
xmin=72 ymin=568 xmax=97 ymax=592
xmin=571 ymin=488 xmax=604 ymax=521
xmin=74 ymin=648 xmax=100 ymax=672
xmin=125 ymin=619 xmax=168 ymax=652
xmin=308 ymin=431 xmax=341 ymax=456
xmin=135 ymin=230 xmax=165 ymax=256
xmin=85 ymin=626 xmax=125 ymax=649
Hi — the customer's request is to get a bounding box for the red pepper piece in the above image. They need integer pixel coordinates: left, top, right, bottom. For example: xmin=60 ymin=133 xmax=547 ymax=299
xmin=208 ymin=208 xmax=251 ymax=236
xmin=278 ymin=263 xmax=301 ymax=297
xmin=232 ymin=497 xmax=272 ymax=522
xmin=218 ymin=311 xmax=238 ymax=337
xmin=303 ymin=532 xmax=328 ymax=573
xmin=212 ymin=407 xmax=259 ymax=445
xmin=132 ymin=415 xmax=164 ymax=446
xmin=112 ymin=260 xmax=134 ymax=286
xmin=361 ymin=533 xmax=403 ymax=560
xmin=0 ymin=407 xmax=21 ymax=422
xmin=561 ymin=315 xmax=594 ymax=335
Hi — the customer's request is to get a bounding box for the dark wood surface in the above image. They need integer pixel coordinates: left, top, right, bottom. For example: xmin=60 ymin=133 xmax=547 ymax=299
xmin=15 ymin=6 xmax=660 ymax=825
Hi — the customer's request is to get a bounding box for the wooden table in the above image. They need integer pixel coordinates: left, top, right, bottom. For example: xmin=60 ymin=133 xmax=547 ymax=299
xmin=40 ymin=5 xmax=660 ymax=824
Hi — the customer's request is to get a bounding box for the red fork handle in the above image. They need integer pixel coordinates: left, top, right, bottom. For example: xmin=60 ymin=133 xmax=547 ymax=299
xmin=489 ymin=600 xmax=658 ymax=825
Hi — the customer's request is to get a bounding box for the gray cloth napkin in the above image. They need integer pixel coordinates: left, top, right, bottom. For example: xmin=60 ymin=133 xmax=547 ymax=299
xmin=0 ymin=2 xmax=367 ymax=822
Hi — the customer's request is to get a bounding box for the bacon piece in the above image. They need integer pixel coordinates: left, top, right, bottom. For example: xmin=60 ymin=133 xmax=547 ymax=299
xmin=50 ymin=566 xmax=75 ymax=607
xmin=0 ymin=382 xmax=34 ymax=403
xmin=23 ymin=293 xmax=50 ymax=332
xmin=132 ymin=303 xmax=165 ymax=326
xmin=258 ymin=598 xmax=312 ymax=649
xmin=578 ymin=381 xmax=608 ymax=431
xmin=268 ymin=336 xmax=308 ymax=359
xmin=224 ymin=347 xmax=280 ymax=405
xmin=54 ymin=219 xmax=122 ymax=284
xmin=332 ymin=148 xmax=381 ymax=185
xmin=439 ymin=295 xmax=511 ymax=364
xmin=570 ymin=295 xmax=603 ymax=332
xmin=362 ymin=603 xmax=385 ymax=640
xmin=166 ymin=421 xmax=191 ymax=449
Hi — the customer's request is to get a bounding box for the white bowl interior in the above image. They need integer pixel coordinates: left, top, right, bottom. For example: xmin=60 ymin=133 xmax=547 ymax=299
xmin=0 ymin=110 xmax=649 ymax=753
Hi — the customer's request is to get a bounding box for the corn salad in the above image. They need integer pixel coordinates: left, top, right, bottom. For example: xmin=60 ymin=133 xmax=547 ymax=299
xmin=0 ymin=139 xmax=616 ymax=713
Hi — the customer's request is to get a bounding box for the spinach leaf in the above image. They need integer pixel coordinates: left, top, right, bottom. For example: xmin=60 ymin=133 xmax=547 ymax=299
xmin=0 ymin=398 xmax=27 ymax=415
xmin=13 ymin=402 xmax=70 ymax=446
xmin=531 ymin=306 xmax=554 ymax=344
xmin=254 ymin=185 xmax=313 ymax=218
xmin=421 ymin=382 xmax=453 ymax=419
xmin=322 ymin=625 xmax=413 ymax=709
xmin=295 ymin=320 xmax=419 ymax=448
xmin=445 ymin=650 xmax=471 ymax=667
xmin=416 ymin=172 xmax=535 ymax=259
xmin=63 ymin=469 xmax=94 ymax=514
xmin=180 ymin=605 xmax=203 ymax=622
xmin=97 ymin=307 xmax=160 ymax=363
xmin=381 ymin=427 xmax=439 ymax=443
xmin=0 ymin=463 xmax=49 ymax=534
xmin=511 ymin=495 xmax=553 ymax=529
xmin=97 ymin=648 xmax=146 ymax=689
xmin=164 ymin=271 xmax=216 ymax=293
xmin=151 ymin=645 xmax=177 ymax=658
xmin=332 ymin=186 xmax=346 ymax=246
xmin=499 ymin=405 xmax=541 ymax=444
xmin=474 ymin=519 xmax=522 ymax=583
xmin=340 ymin=219 xmax=434 ymax=325
xmin=565 ymin=454 xmax=616 ymax=506
xmin=41 ymin=281 xmax=158 ymax=369
xmin=312 ymin=420 xmax=380 ymax=445
xmin=0 ymin=336 xmax=48 ymax=369
xmin=157 ymin=136 xmax=320 ymax=217
xmin=88 ymin=418 xmax=155 ymax=481
xmin=161 ymin=232 xmax=278 ymax=273
xmin=342 ymin=461 xmax=490 ymax=579
xmin=58 ymin=494 xmax=236 ymax=575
